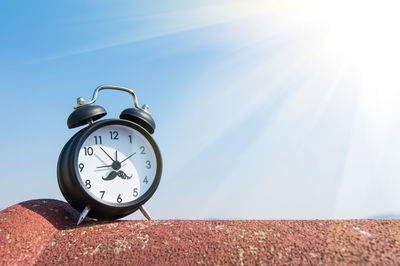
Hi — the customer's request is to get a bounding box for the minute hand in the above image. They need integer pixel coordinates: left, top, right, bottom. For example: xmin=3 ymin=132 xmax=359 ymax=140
xmin=99 ymin=147 xmax=115 ymax=162
xmin=120 ymin=152 xmax=136 ymax=163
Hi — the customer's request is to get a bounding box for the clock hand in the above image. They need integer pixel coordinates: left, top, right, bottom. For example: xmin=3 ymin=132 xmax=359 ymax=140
xmin=100 ymin=147 xmax=115 ymax=162
xmin=115 ymin=150 xmax=118 ymax=161
xmin=120 ymin=152 xmax=136 ymax=163
xmin=102 ymin=171 xmax=118 ymax=181
xmin=97 ymin=165 xmax=113 ymax=169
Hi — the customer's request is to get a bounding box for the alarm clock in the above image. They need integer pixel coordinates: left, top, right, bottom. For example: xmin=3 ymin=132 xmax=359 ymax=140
xmin=57 ymin=85 xmax=162 ymax=225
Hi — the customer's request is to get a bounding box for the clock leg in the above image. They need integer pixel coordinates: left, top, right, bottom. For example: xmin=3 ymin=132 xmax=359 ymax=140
xmin=77 ymin=206 xmax=91 ymax=225
xmin=139 ymin=206 xmax=152 ymax=220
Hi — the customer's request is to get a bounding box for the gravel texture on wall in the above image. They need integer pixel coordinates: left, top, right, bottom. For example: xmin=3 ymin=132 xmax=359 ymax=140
xmin=1 ymin=199 xmax=399 ymax=265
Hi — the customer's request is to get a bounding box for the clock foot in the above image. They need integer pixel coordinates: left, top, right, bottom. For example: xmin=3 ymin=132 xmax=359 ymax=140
xmin=139 ymin=206 xmax=151 ymax=220
xmin=77 ymin=206 xmax=91 ymax=225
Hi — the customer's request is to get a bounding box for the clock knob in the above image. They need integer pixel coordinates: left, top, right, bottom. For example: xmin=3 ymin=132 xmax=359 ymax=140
xmin=120 ymin=107 xmax=155 ymax=134
xmin=67 ymin=104 xmax=107 ymax=128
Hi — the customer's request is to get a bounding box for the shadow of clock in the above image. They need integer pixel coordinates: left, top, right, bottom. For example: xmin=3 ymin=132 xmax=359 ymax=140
xmin=18 ymin=199 xmax=118 ymax=230
xmin=0 ymin=198 xmax=128 ymax=263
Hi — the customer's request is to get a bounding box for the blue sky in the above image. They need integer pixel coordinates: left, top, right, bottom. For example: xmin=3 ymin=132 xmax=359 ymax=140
xmin=1 ymin=0 xmax=400 ymax=219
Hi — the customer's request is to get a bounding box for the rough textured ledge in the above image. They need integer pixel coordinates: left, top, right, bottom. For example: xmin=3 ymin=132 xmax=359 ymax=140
xmin=1 ymin=199 xmax=399 ymax=265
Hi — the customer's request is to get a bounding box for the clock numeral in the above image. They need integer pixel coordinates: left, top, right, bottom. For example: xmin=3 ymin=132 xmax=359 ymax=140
xmin=117 ymin=194 xmax=122 ymax=203
xmin=78 ymin=163 xmax=84 ymax=172
xmin=84 ymin=147 xmax=93 ymax=156
xmin=146 ymin=160 xmax=151 ymax=169
xmin=140 ymin=146 xmax=146 ymax=154
xmin=143 ymin=176 xmax=148 ymax=184
xmin=129 ymin=135 xmax=132 ymax=144
xmin=85 ymin=180 xmax=91 ymax=189
xmin=109 ymin=131 xmax=119 ymax=140
xmin=133 ymin=188 xmax=138 ymax=197
xmin=99 ymin=190 xmax=105 ymax=199
xmin=94 ymin=136 xmax=102 ymax=144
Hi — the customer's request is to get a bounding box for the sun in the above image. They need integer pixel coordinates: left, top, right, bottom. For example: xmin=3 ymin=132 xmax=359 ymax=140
xmin=309 ymin=0 xmax=400 ymax=93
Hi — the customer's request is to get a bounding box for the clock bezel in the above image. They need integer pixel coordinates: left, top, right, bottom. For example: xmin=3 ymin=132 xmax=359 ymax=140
xmin=57 ymin=119 xmax=162 ymax=220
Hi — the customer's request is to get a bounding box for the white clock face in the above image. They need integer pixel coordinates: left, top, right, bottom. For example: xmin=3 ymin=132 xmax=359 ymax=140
xmin=77 ymin=124 xmax=158 ymax=204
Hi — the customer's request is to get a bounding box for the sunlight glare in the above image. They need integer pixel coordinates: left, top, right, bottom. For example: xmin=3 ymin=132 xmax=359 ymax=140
xmin=315 ymin=0 xmax=400 ymax=94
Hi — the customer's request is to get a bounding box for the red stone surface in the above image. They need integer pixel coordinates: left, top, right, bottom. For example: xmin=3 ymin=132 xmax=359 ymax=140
xmin=1 ymin=199 xmax=400 ymax=265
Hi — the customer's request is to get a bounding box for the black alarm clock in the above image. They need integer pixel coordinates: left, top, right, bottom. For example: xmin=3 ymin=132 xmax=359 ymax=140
xmin=57 ymin=85 xmax=162 ymax=225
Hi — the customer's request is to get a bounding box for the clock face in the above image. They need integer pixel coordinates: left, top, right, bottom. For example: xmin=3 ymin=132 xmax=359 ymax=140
xmin=76 ymin=124 xmax=158 ymax=205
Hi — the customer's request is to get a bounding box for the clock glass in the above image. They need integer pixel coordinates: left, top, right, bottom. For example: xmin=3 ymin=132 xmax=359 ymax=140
xmin=77 ymin=124 xmax=157 ymax=204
